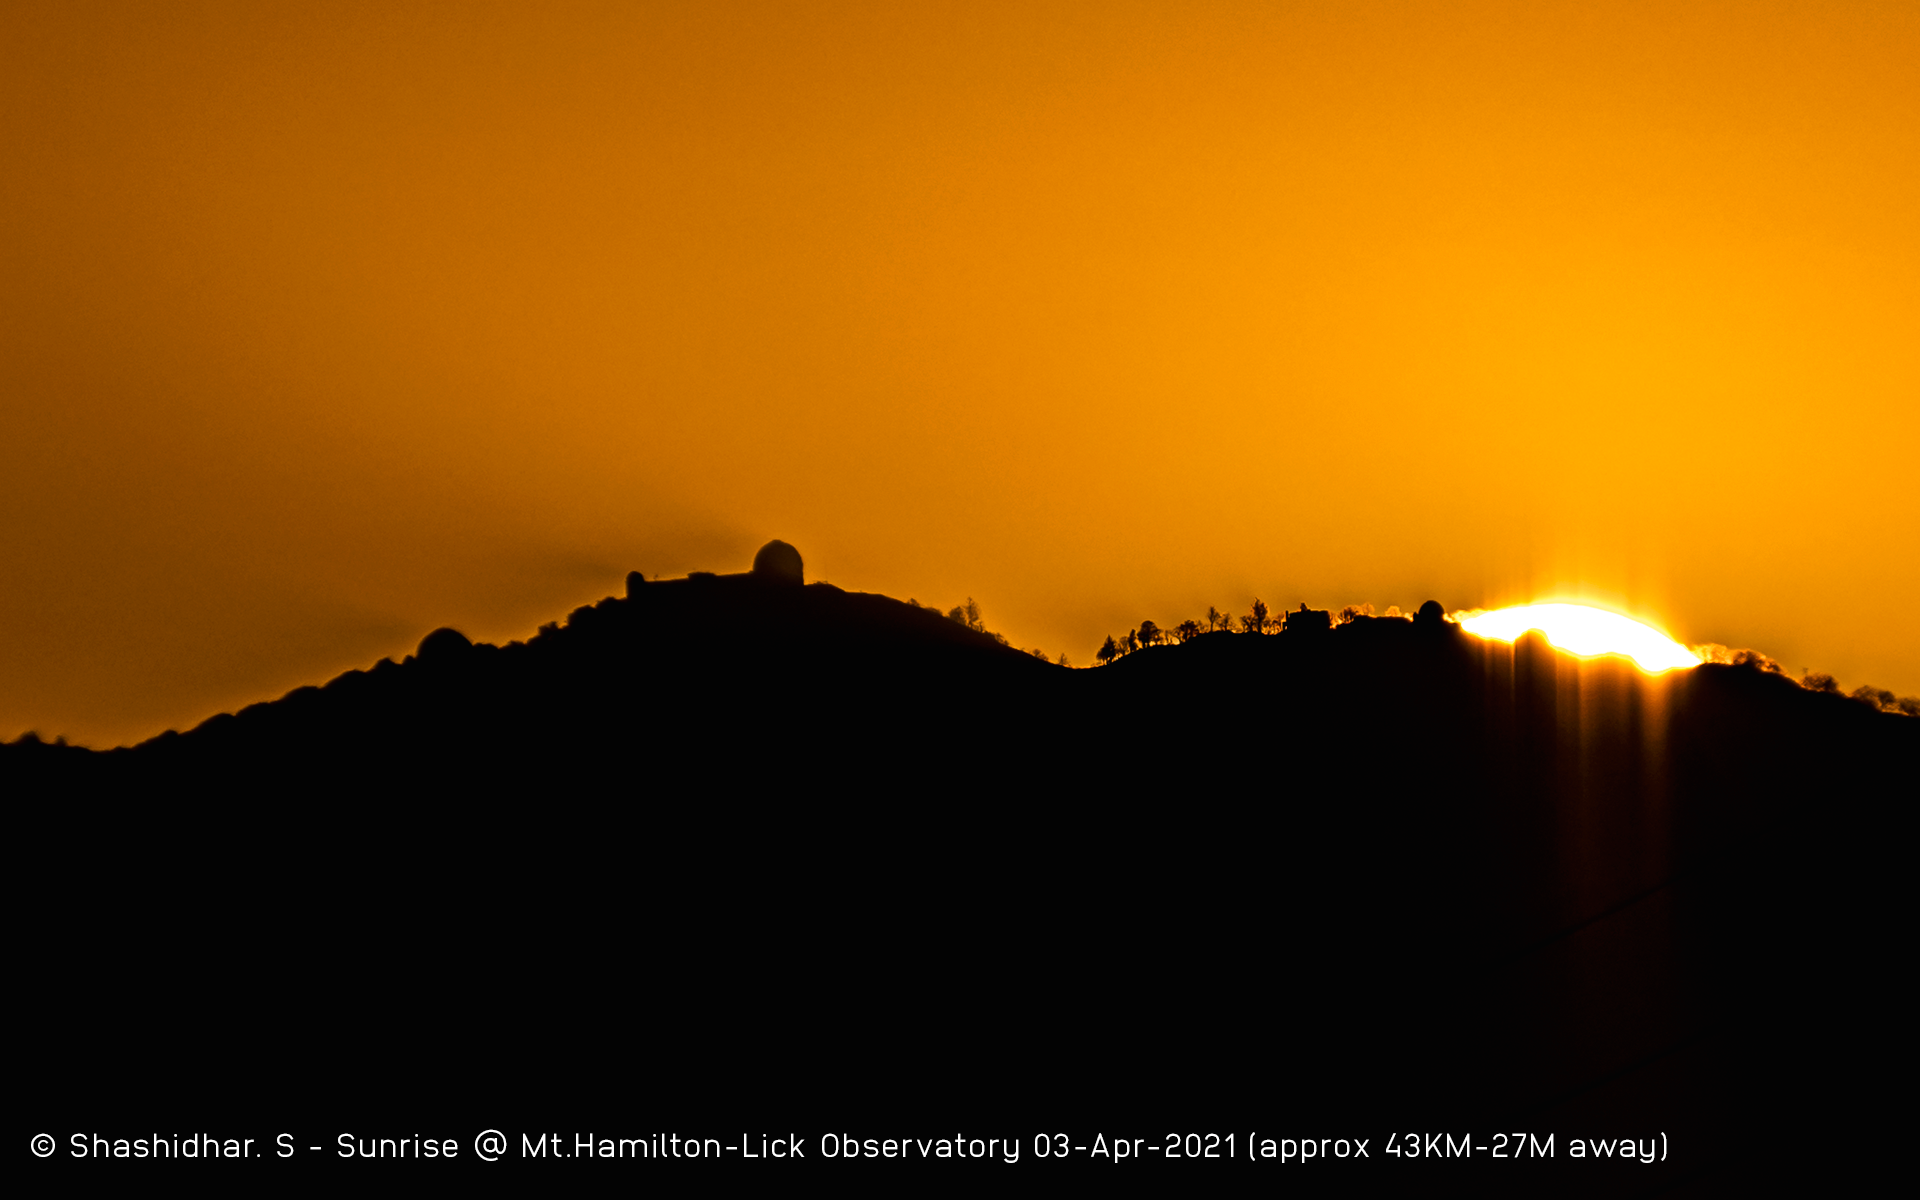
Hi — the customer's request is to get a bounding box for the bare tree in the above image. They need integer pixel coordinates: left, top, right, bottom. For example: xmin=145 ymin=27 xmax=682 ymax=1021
xmin=1206 ymin=605 xmax=1225 ymax=633
xmin=943 ymin=598 xmax=988 ymax=633
xmin=1240 ymin=598 xmax=1272 ymax=635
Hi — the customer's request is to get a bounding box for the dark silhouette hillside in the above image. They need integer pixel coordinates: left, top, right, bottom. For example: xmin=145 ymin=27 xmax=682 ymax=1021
xmin=12 ymin=543 xmax=1909 ymax=1192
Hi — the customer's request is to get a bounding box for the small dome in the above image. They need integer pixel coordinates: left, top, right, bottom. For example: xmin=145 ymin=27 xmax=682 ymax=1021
xmin=1414 ymin=600 xmax=1446 ymax=627
xmin=417 ymin=627 xmax=473 ymax=662
xmin=751 ymin=540 xmax=804 ymax=585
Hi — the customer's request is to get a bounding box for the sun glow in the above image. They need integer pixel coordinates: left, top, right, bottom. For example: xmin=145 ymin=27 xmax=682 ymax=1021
xmin=1455 ymin=604 xmax=1702 ymax=674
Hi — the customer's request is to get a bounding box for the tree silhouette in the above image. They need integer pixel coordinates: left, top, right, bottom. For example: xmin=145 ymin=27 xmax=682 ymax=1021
xmin=1206 ymin=606 xmax=1225 ymax=633
xmin=1097 ymin=635 xmax=1118 ymax=667
xmin=944 ymin=598 xmax=988 ymax=634
xmin=1240 ymin=598 xmax=1272 ymax=635
xmin=1802 ymin=671 xmax=1841 ymax=694
xmin=1175 ymin=619 xmax=1202 ymax=643
xmin=1138 ymin=620 xmax=1161 ymax=648
xmin=1123 ymin=628 xmax=1140 ymax=655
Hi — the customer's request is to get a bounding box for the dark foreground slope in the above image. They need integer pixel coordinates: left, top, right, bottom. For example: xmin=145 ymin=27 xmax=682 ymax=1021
xmin=12 ymin=580 xmax=1910 ymax=1192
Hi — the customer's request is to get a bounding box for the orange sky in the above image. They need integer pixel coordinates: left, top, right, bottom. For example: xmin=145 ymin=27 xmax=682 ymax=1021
xmin=5 ymin=0 xmax=1916 ymax=746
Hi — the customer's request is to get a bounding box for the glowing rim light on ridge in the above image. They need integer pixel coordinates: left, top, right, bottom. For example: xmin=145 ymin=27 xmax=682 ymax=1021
xmin=1454 ymin=604 xmax=1702 ymax=674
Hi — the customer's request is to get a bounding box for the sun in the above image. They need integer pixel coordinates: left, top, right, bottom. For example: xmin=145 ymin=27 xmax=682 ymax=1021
xmin=1454 ymin=604 xmax=1701 ymax=674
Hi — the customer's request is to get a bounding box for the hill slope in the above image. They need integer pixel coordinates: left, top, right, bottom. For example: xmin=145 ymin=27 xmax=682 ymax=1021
xmin=12 ymin=571 xmax=1908 ymax=1192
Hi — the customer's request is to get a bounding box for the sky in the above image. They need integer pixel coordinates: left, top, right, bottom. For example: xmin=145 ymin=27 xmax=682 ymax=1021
xmin=4 ymin=0 xmax=1916 ymax=747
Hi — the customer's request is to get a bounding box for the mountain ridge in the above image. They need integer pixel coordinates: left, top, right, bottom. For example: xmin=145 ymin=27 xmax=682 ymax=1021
xmin=12 ymin=547 xmax=1908 ymax=1192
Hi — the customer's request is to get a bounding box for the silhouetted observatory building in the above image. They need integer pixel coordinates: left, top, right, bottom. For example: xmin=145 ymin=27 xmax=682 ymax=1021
xmin=1284 ymin=603 xmax=1331 ymax=635
xmin=627 ymin=539 xmax=805 ymax=599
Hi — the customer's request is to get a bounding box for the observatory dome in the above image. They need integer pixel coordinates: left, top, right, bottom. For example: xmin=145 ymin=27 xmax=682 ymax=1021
xmin=752 ymin=540 xmax=804 ymax=585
